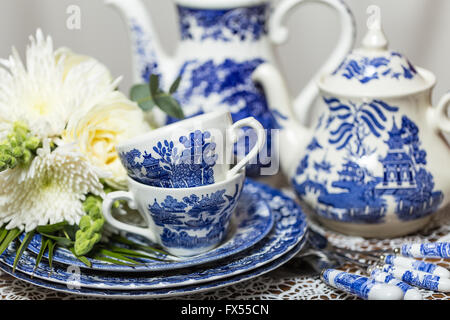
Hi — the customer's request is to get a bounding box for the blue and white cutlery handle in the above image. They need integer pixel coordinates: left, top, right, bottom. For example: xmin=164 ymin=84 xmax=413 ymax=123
xmin=378 ymin=264 xmax=450 ymax=292
xmin=369 ymin=268 xmax=423 ymax=300
xmin=321 ymin=269 xmax=403 ymax=300
xmin=398 ymin=242 xmax=450 ymax=259
xmin=382 ymin=254 xmax=450 ymax=278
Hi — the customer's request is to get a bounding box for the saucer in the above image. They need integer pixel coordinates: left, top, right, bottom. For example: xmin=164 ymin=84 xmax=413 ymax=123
xmin=5 ymin=179 xmax=307 ymax=290
xmin=23 ymin=180 xmax=275 ymax=272
xmin=0 ymin=237 xmax=305 ymax=298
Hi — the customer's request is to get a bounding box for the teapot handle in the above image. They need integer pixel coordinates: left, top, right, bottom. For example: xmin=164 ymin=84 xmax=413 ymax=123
xmin=435 ymin=92 xmax=450 ymax=133
xmin=269 ymin=0 xmax=356 ymax=123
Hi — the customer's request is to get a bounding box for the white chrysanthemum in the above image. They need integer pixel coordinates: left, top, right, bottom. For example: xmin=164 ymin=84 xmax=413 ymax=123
xmin=0 ymin=29 xmax=119 ymax=140
xmin=0 ymin=141 xmax=104 ymax=232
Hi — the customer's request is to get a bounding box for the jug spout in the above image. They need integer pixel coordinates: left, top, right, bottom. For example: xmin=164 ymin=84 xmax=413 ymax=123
xmin=252 ymin=63 xmax=313 ymax=176
xmin=105 ymin=0 xmax=173 ymax=84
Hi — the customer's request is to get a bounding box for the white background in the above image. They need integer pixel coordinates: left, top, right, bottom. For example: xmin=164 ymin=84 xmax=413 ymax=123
xmin=0 ymin=0 xmax=449 ymax=104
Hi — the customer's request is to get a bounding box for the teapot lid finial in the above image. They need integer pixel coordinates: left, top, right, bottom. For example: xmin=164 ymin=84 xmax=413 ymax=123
xmin=318 ymin=5 xmax=435 ymax=98
xmin=362 ymin=5 xmax=388 ymax=51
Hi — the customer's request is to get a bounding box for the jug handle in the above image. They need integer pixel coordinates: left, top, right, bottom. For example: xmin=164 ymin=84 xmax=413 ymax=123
xmin=435 ymin=92 xmax=450 ymax=134
xmin=269 ymin=0 xmax=356 ymax=123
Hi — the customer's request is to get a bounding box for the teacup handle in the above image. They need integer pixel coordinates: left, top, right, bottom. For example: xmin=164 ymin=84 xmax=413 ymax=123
xmin=102 ymin=191 xmax=158 ymax=244
xmin=227 ymin=117 xmax=266 ymax=178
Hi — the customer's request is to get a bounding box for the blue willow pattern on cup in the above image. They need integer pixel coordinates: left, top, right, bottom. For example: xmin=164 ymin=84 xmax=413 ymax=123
xmin=292 ymin=96 xmax=443 ymax=224
xmin=119 ymin=130 xmax=218 ymax=188
xmin=331 ymin=52 xmax=418 ymax=84
xmin=177 ymin=5 xmax=269 ymax=42
xmin=21 ymin=179 xmax=280 ymax=272
xmin=148 ymin=184 xmax=241 ymax=250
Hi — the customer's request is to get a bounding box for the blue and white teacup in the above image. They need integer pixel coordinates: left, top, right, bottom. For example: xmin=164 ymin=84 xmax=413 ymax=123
xmin=103 ymin=170 xmax=245 ymax=257
xmin=117 ymin=110 xmax=265 ymax=188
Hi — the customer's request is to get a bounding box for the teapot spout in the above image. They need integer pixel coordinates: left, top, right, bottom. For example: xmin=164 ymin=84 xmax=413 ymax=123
xmin=105 ymin=0 xmax=173 ymax=84
xmin=252 ymin=63 xmax=313 ymax=177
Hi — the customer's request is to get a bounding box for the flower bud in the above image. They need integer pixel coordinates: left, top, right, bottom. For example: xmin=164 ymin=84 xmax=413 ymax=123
xmin=24 ymin=137 xmax=40 ymax=150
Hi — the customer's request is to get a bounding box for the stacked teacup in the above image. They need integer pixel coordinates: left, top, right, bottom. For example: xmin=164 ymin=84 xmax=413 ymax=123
xmin=103 ymin=110 xmax=266 ymax=257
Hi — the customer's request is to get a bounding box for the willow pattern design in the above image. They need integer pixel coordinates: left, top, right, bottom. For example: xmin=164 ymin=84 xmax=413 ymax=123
xmin=292 ymin=97 xmax=443 ymax=224
xmin=119 ymin=130 xmax=218 ymax=188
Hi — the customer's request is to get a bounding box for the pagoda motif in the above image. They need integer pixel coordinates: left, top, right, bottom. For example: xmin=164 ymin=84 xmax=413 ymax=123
xmin=377 ymin=119 xmax=416 ymax=194
xmin=336 ymin=161 xmax=365 ymax=184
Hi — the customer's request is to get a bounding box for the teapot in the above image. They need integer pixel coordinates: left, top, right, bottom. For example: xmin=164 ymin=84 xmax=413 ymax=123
xmin=105 ymin=0 xmax=356 ymax=173
xmin=253 ymin=16 xmax=450 ymax=237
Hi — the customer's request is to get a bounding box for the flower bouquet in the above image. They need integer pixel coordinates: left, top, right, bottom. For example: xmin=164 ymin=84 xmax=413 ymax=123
xmin=0 ymin=30 xmax=184 ymax=269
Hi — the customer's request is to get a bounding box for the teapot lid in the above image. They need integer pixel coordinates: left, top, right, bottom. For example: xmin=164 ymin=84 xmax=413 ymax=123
xmin=318 ymin=16 xmax=435 ymax=97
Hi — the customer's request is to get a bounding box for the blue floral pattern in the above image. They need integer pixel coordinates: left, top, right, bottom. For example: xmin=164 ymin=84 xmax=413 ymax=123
xmin=172 ymin=58 xmax=277 ymax=131
xmin=148 ymin=184 xmax=241 ymax=250
xmin=119 ymin=130 xmax=217 ymax=188
xmin=292 ymin=96 xmax=443 ymax=224
xmin=130 ymin=18 xmax=162 ymax=83
xmin=332 ymin=52 xmax=417 ymax=84
xmin=178 ymin=5 xmax=269 ymax=42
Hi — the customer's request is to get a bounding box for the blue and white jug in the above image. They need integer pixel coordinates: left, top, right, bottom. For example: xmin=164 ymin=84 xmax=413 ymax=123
xmin=254 ymin=16 xmax=450 ymax=237
xmin=106 ymin=0 xmax=356 ymax=173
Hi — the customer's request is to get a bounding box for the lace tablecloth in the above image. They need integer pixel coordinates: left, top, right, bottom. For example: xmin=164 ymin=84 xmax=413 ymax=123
xmin=1 ymin=175 xmax=449 ymax=300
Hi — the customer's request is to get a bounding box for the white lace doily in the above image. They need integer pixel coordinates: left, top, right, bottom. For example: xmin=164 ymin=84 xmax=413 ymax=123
xmin=0 ymin=175 xmax=449 ymax=300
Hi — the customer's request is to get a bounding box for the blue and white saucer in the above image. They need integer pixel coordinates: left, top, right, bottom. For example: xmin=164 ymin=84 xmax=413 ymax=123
xmin=3 ymin=180 xmax=308 ymax=291
xmin=24 ymin=182 xmax=275 ymax=272
xmin=0 ymin=237 xmax=306 ymax=298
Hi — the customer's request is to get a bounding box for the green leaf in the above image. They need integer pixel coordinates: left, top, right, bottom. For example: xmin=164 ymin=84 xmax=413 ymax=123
xmin=13 ymin=231 xmax=35 ymax=272
xmin=130 ymin=84 xmax=156 ymax=111
xmin=111 ymin=235 xmax=175 ymax=258
xmin=69 ymin=248 xmax=92 ymax=268
xmin=149 ymin=74 xmax=160 ymax=97
xmin=63 ymin=225 xmax=78 ymax=241
xmin=0 ymin=227 xmax=7 ymax=244
xmin=169 ymin=76 xmax=182 ymax=94
xmin=0 ymin=228 xmax=21 ymax=256
xmin=93 ymin=256 xmax=138 ymax=267
xmin=154 ymin=94 xmax=185 ymax=119
xmin=97 ymin=249 xmax=142 ymax=265
xmin=106 ymin=246 xmax=168 ymax=261
xmin=39 ymin=233 xmax=73 ymax=247
xmin=36 ymin=221 xmax=68 ymax=234
xmin=34 ymin=237 xmax=49 ymax=271
xmin=47 ymin=240 xmax=56 ymax=270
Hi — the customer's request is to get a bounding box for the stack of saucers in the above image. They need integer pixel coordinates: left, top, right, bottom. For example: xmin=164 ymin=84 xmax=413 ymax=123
xmin=0 ymin=111 xmax=308 ymax=298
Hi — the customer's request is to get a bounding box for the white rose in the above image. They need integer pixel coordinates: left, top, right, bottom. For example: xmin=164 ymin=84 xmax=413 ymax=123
xmin=63 ymin=91 xmax=151 ymax=189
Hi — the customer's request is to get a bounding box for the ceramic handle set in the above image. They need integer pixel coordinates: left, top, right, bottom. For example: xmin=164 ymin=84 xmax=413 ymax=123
xmin=306 ymin=231 xmax=450 ymax=300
